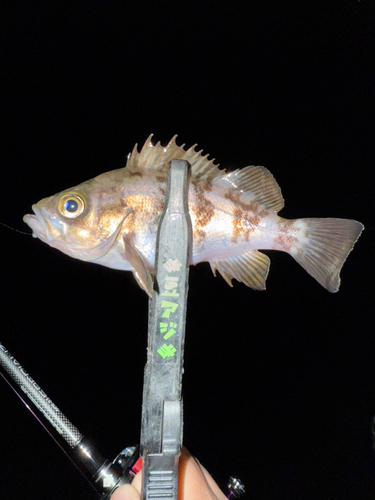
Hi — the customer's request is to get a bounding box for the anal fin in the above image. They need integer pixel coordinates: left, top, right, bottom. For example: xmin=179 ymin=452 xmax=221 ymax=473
xmin=210 ymin=250 xmax=270 ymax=290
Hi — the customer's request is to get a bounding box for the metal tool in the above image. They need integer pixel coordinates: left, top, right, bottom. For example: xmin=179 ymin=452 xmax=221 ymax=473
xmin=140 ymin=159 xmax=191 ymax=500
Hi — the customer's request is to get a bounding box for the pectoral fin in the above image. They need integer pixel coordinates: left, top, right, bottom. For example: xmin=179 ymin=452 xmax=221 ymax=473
xmin=210 ymin=250 xmax=270 ymax=290
xmin=123 ymin=236 xmax=153 ymax=297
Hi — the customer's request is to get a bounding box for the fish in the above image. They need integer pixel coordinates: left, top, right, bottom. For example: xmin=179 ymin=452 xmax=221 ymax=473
xmin=23 ymin=135 xmax=363 ymax=295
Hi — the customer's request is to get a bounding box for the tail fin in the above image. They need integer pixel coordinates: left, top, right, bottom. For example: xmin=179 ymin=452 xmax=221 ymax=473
xmin=291 ymin=218 xmax=363 ymax=292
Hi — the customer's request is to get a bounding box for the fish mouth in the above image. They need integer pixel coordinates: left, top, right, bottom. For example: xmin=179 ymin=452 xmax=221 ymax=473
xmin=23 ymin=205 xmax=59 ymax=242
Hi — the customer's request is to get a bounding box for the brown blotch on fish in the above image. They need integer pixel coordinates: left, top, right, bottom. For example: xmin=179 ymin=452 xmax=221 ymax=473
xmin=193 ymin=227 xmax=207 ymax=252
xmin=272 ymin=219 xmax=298 ymax=251
xmin=279 ymin=219 xmax=296 ymax=231
xmin=274 ymin=234 xmax=297 ymax=251
xmin=158 ymin=186 xmax=166 ymax=197
xmin=194 ymin=204 xmax=215 ymax=229
xmin=155 ymin=176 xmax=167 ymax=197
xmin=191 ymin=178 xmax=215 ymax=229
xmin=231 ymin=207 xmax=257 ymax=243
xmin=192 ymin=177 xmax=213 ymax=196
xmin=127 ymin=170 xmax=143 ymax=178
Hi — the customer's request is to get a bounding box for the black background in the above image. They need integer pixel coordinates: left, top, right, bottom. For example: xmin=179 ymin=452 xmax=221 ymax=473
xmin=1 ymin=1 xmax=374 ymax=499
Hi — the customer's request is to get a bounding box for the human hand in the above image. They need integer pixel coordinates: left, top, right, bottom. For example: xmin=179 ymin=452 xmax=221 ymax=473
xmin=111 ymin=447 xmax=228 ymax=500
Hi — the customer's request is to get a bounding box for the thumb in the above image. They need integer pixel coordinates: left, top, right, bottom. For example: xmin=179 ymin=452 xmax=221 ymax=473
xmin=110 ymin=483 xmax=140 ymax=500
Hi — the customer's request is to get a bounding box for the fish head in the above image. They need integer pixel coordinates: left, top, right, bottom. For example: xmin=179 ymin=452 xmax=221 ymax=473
xmin=23 ymin=175 xmax=131 ymax=262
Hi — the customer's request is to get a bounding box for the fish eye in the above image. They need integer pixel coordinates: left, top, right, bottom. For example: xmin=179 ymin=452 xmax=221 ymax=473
xmin=58 ymin=193 xmax=86 ymax=219
xmin=64 ymin=199 xmax=79 ymax=212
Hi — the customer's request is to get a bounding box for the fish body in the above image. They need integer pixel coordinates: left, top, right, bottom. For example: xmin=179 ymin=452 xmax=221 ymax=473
xmin=24 ymin=136 xmax=363 ymax=294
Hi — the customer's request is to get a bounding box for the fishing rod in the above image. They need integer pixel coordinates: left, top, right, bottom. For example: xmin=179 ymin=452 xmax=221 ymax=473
xmin=0 ymin=160 xmax=245 ymax=499
xmin=0 ymin=341 xmax=141 ymax=498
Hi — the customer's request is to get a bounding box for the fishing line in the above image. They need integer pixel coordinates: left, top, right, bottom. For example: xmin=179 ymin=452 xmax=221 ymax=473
xmin=0 ymin=221 xmax=32 ymax=236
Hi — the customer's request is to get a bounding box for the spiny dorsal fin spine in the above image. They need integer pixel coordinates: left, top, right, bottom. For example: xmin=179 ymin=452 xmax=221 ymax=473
xmin=126 ymin=135 xmax=222 ymax=178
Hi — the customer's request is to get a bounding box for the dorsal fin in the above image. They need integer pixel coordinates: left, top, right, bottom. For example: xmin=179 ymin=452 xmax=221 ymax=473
xmin=212 ymin=165 xmax=284 ymax=213
xmin=126 ymin=134 xmax=221 ymax=178
xmin=126 ymin=135 xmax=284 ymax=213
